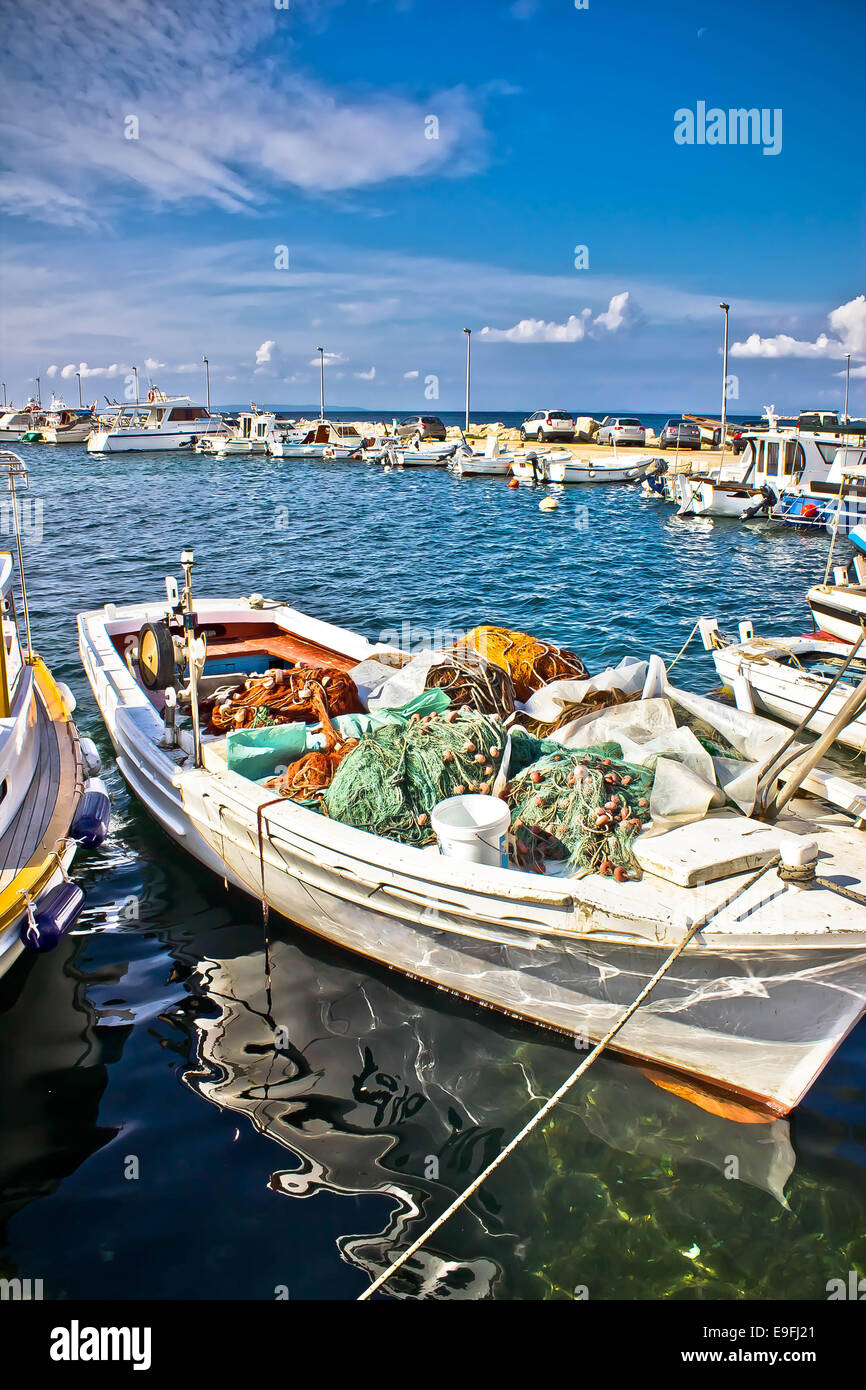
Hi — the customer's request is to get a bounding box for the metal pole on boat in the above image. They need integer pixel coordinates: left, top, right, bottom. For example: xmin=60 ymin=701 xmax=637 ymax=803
xmin=35 ymin=377 xmax=41 ymax=407
xmin=1 ymin=383 xmax=5 ymax=408
xmin=132 ymin=366 xmax=139 ymax=404
xmin=463 ymin=328 xmax=471 ymax=433
xmin=203 ymin=356 xmax=211 ymax=413
xmin=3 ymin=454 xmax=34 ymax=663
xmin=719 ymin=302 xmax=730 ymax=476
xmin=180 ymin=548 xmax=204 ymax=768
xmin=317 ymin=348 xmax=325 ymax=422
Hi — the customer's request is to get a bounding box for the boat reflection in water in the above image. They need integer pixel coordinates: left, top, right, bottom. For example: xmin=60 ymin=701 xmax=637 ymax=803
xmin=168 ymin=921 xmax=796 ymax=1299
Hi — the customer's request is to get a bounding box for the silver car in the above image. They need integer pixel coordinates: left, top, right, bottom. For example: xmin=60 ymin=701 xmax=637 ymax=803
xmin=658 ymin=418 xmax=702 ymax=450
xmin=596 ymin=416 xmax=646 ymax=447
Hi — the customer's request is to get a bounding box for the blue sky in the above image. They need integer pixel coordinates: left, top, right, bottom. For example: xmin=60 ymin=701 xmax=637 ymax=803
xmin=1 ymin=0 xmax=864 ymax=414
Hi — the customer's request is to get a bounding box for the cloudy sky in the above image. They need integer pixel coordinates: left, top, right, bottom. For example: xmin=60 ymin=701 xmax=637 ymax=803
xmin=0 ymin=0 xmax=863 ymax=414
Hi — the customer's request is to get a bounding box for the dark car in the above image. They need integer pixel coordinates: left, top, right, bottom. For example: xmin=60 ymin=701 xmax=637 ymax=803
xmin=395 ymin=414 xmax=447 ymax=442
xmin=658 ymin=418 xmax=701 ymax=450
xmin=730 ymin=418 xmax=766 ymax=454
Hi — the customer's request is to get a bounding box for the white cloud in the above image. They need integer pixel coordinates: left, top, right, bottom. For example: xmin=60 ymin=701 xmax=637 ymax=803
xmin=353 ymin=366 xmax=376 ymax=380
xmin=403 ymin=370 xmax=419 ymax=379
xmin=256 ymin=340 xmax=277 ymax=365
xmin=46 ymin=365 xmax=58 ymax=377
xmin=174 ymin=363 xmax=201 ymax=373
xmin=840 ymin=364 xmax=866 ymax=380
xmin=309 ymin=352 xmax=348 ymax=367
xmin=480 ymin=311 xmax=591 ymax=343
xmin=593 ymin=291 xmax=630 ymax=333
xmin=731 ymin=295 xmax=866 ymax=360
xmin=480 ymin=293 xmax=632 ymax=343
xmin=144 ymin=356 xmax=165 ymax=370
xmin=0 ymin=0 xmax=488 ymax=227
xmin=60 ymin=361 xmax=125 ymax=379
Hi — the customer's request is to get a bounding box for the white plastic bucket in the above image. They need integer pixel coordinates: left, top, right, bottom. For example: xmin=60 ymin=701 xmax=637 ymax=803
xmin=431 ymin=794 xmax=510 ymax=868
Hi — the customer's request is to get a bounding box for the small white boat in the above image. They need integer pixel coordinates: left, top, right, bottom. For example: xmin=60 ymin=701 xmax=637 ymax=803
xmin=25 ymin=398 xmax=97 ymax=445
xmin=198 ymin=410 xmax=276 ymax=456
xmin=807 ymin=527 xmax=866 ymax=642
xmin=0 ymin=454 xmax=110 ymax=979
xmin=77 ymin=549 xmax=866 ymax=1115
xmin=449 ymin=433 xmax=512 ymax=476
xmin=549 ymin=453 xmax=654 ymax=485
xmin=269 ymin=421 xmax=364 ymax=459
xmin=87 ymin=389 xmax=223 ymax=453
xmin=391 ymin=440 xmax=456 ymax=467
xmin=0 ymin=406 xmax=39 ymax=443
xmin=703 ymin=618 xmax=866 ymax=753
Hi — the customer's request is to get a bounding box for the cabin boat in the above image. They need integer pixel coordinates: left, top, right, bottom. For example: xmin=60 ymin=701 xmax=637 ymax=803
xmin=198 ymin=410 xmax=277 ymax=456
xmin=87 ymin=390 xmax=222 ymax=453
xmin=36 ymin=401 xmax=96 ymax=445
xmin=0 ymin=454 xmax=110 ymax=979
xmin=773 ymin=441 xmax=866 ymax=535
xmin=0 ymin=406 xmax=38 ymax=443
xmin=269 ymin=422 xmax=363 ymax=459
xmin=77 ymin=550 xmax=866 ymax=1114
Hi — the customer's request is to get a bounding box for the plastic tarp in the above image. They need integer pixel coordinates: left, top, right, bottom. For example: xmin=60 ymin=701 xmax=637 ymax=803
xmin=515 ymin=657 xmax=648 ymax=724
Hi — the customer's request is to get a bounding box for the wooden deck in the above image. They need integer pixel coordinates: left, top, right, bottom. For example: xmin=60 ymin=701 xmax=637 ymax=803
xmin=0 ymin=687 xmax=61 ymax=886
xmin=204 ymin=632 xmax=357 ymax=673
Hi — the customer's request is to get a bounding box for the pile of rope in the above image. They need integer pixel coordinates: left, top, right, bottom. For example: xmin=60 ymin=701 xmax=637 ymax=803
xmin=324 ymin=708 xmax=507 ymax=846
xmin=507 ymin=745 xmax=653 ymax=878
xmin=424 ymin=646 xmax=516 ymax=718
xmin=459 ymin=627 xmax=589 ymax=702
xmin=514 ymin=686 xmax=640 ymax=737
xmin=208 ymin=666 xmax=362 ymax=732
xmin=263 ymin=681 xmax=359 ymax=803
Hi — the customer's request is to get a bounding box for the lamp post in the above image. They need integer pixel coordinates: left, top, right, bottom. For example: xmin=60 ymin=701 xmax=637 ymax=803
xmin=35 ymin=377 xmax=41 ymax=407
xmin=203 ymin=355 xmax=211 ymax=412
xmin=463 ymin=328 xmax=471 ymax=434
xmin=719 ymin=301 xmax=730 ymax=469
xmin=132 ymin=365 xmax=139 ymax=403
xmin=844 ymin=353 xmax=851 ymax=428
xmin=76 ymin=371 xmax=82 ymax=407
xmin=1 ymin=383 xmax=6 ymax=408
xmin=317 ymin=348 xmax=325 ymax=421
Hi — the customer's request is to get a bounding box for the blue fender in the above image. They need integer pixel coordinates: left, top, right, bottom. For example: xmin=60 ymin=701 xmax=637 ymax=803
xmin=22 ymin=881 xmax=85 ymax=952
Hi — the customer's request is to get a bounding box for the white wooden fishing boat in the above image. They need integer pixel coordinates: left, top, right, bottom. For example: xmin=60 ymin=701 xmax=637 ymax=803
xmin=0 ymin=455 xmax=110 ymax=979
xmin=449 ymin=435 xmax=511 ymax=476
xmin=702 ymin=618 xmax=866 ymax=753
xmin=36 ymin=400 xmax=97 ymax=445
xmin=197 ymin=410 xmax=276 ymax=456
xmin=269 ymin=422 xmax=363 ymax=459
xmin=549 ymin=453 xmax=654 ymax=485
xmin=0 ymin=406 xmax=38 ymax=443
xmin=391 ymin=440 xmax=456 ymax=467
xmin=87 ymin=389 xmax=222 ymax=453
xmin=77 ymin=550 xmax=866 ymax=1115
xmin=807 ymin=529 xmax=866 ymax=642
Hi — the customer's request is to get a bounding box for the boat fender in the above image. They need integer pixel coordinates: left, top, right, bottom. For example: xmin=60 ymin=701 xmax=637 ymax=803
xmin=79 ymin=736 xmax=102 ymax=777
xmin=801 ymin=503 xmax=818 ymax=519
xmin=71 ymin=777 xmax=111 ymax=848
xmin=22 ymin=881 xmax=85 ymax=952
xmin=56 ymin=681 xmax=77 ymax=714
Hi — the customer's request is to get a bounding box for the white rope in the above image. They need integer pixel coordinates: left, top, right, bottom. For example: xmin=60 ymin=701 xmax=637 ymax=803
xmin=358 ymin=855 xmax=779 ymax=1301
xmin=664 ymin=619 xmax=702 ymax=672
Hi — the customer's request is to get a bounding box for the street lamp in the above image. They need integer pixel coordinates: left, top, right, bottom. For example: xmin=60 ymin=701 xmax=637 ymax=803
xmin=203 ymin=355 xmax=211 ymax=413
xmin=132 ymin=365 xmax=139 ymax=403
xmin=1 ymin=383 xmax=6 ymax=408
xmin=463 ymin=328 xmax=471 ymax=434
xmin=35 ymin=376 xmax=41 ymax=406
xmin=76 ymin=371 xmax=82 ymax=407
xmin=317 ymin=348 xmax=325 ymax=422
xmin=719 ymin=302 xmax=730 ymax=469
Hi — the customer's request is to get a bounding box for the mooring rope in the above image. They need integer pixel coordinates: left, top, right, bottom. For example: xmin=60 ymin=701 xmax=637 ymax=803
xmin=357 ymin=855 xmax=780 ymax=1301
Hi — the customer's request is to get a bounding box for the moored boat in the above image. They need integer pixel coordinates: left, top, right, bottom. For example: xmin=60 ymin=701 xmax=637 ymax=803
xmin=77 ymin=549 xmax=866 ymax=1114
xmin=87 ymin=388 xmax=223 ymax=453
xmin=0 ymin=453 xmax=110 ymax=979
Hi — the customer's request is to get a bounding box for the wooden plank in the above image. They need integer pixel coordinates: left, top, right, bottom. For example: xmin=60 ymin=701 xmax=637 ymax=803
xmin=204 ymin=633 xmax=357 ymax=672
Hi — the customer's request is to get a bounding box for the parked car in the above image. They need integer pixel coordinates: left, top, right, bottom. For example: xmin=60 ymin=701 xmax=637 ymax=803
xmin=657 ymin=418 xmax=702 ymax=451
xmin=729 ymin=418 xmax=766 ymax=454
xmin=519 ymin=409 xmax=575 ymax=443
xmin=395 ymin=415 xmax=447 ymax=441
xmin=596 ymin=416 xmax=646 ymax=447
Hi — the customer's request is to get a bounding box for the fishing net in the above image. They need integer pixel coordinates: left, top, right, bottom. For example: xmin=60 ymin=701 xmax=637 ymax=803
xmin=324 ymin=708 xmax=507 ymax=846
xmin=460 ymin=627 xmax=589 ymax=702
xmin=208 ymin=666 xmax=362 ymax=732
xmin=263 ymin=681 xmax=359 ymax=803
xmin=514 ymin=686 xmax=640 ymax=737
xmin=507 ymin=745 xmax=654 ymax=879
xmin=424 ymin=647 xmax=516 ymax=717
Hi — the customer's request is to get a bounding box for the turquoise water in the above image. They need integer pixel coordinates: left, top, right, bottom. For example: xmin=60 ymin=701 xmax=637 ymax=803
xmin=1 ymin=441 xmax=863 ymax=1301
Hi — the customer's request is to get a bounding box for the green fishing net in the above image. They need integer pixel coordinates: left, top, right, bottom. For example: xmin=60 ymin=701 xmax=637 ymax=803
xmin=324 ymin=708 xmax=508 ymax=847
xmin=507 ymin=745 xmax=654 ymax=879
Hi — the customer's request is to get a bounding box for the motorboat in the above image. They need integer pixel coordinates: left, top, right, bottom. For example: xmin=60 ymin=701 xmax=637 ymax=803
xmin=807 ymin=525 xmax=866 ymax=643
xmin=77 ymin=548 xmax=866 ymax=1115
xmin=511 ymin=450 xmax=654 ymax=485
xmin=269 ymin=421 xmax=364 ymax=459
xmin=27 ymin=400 xmax=96 ymax=445
xmin=449 ymin=433 xmax=511 ymax=476
xmin=87 ymin=389 xmax=223 ymax=453
xmin=197 ymin=410 xmax=277 ymax=456
xmin=0 ymin=453 xmax=110 ymax=979
xmin=773 ymin=440 xmax=866 ymax=535
xmin=0 ymin=405 xmax=39 ymax=443
xmin=391 ymin=439 xmax=457 ymax=467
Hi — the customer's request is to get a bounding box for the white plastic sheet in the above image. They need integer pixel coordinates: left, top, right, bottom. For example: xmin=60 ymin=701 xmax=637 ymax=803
xmin=516 ymin=657 xmax=648 ymax=724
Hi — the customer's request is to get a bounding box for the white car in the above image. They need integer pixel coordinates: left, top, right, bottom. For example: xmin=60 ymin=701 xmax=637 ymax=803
xmin=596 ymin=416 xmax=646 ymax=447
xmin=519 ymin=409 xmax=575 ymax=443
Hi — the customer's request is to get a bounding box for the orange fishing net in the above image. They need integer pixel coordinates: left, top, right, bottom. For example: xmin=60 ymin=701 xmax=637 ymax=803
xmin=458 ymin=627 xmax=589 ymax=703
xmin=209 ymin=666 xmax=362 ymax=732
xmin=263 ymin=680 xmax=358 ymax=802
